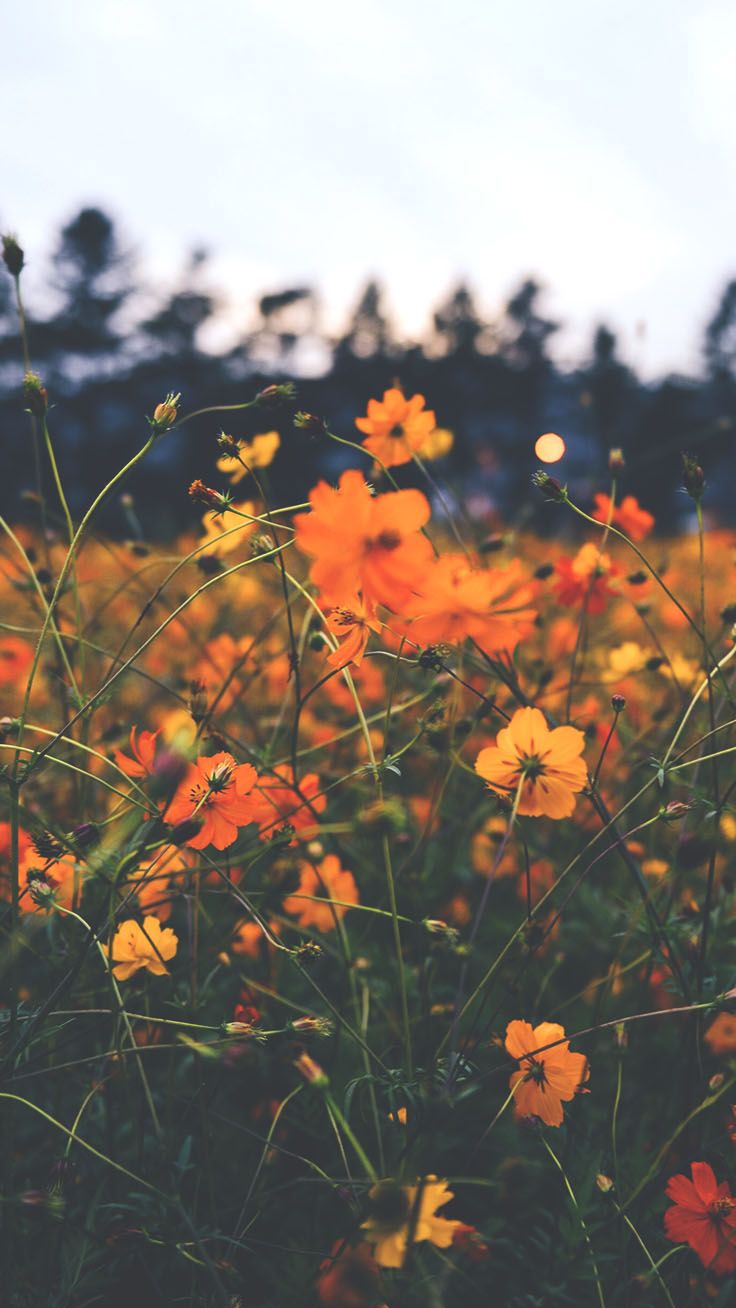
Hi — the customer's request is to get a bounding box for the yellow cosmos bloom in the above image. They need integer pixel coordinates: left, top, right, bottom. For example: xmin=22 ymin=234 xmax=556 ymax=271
xmin=216 ymin=430 xmax=280 ymax=483
xmin=107 ymin=916 xmax=178 ymax=981
xmin=362 ymin=1176 xmax=461 ymax=1268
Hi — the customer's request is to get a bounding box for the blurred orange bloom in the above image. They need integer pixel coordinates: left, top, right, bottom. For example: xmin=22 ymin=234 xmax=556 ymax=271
xmin=355 ymin=387 xmax=436 ymax=468
xmin=505 ymin=1019 xmax=588 ymax=1127
xmin=114 ymin=726 xmax=160 ymax=779
xmin=0 ymin=635 xmax=33 ymax=684
xmin=316 ymin=1240 xmax=385 ymax=1308
xmin=404 ymin=554 xmax=537 ymax=653
xmin=294 ymin=469 xmax=432 ymax=610
xmin=704 ymin=1012 xmax=736 ymax=1056
xmin=249 ymin=767 xmax=327 ymax=841
xmin=475 ymin=706 xmax=587 ymax=819
xmin=592 ymin=492 xmax=655 ymax=542
xmin=107 ymin=916 xmax=178 ymax=981
xmin=167 ymin=752 xmax=258 ymax=849
xmin=283 ymin=854 xmax=359 ymax=932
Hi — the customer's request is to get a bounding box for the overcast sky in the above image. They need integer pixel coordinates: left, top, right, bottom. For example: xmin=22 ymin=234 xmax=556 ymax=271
xmin=2 ymin=0 xmax=734 ymax=376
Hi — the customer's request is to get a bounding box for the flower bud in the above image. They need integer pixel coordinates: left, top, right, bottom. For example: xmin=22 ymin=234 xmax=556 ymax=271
xmin=532 ymin=470 xmax=567 ymax=502
xmin=150 ymin=392 xmax=180 ymax=432
xmin=2 ymin=233 xmax=24 ymax=277
xmin=608 ymin=447 xmax=625 ymax=471
xmin=23 ymin=372 xmax=48 ymax=418
xmin=72 ymin=822 xmax=99 ymax=851
xmin=255 ymin=382 xmax=297 ymax=407
xmin=293 ymin=939 xmax=323 ymax=965
xmin=611 ymin=694 xmax=626 ymax=713
xmin=293 ymin=1052 xmax=329 ymax=1088
xmin=682 ymin=452 xmax=705 ymax=501
xmin=596 ymin=1173 xmax=615 ymax=1193
xmin=188 ymin=480 xmax=230 ymax=512
xmin=169 ymin=816 xmax=205 ymax=846
xmin=290 ymin=1016 xmax=333 ymax=1037
xmin=661 ymin=800 xmax=692 ymax=822
xmin=294 ymin=411 xmax=326 ymax=434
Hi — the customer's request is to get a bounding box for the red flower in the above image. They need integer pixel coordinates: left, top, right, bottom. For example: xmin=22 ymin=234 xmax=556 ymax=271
xmin=664 ymin=1161 xmax=736 ymax=1275
xmin=553 ymin=543 xmax=618 ymax=615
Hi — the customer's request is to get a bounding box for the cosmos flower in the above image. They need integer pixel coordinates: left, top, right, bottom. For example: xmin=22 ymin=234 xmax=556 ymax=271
xmin=355 ymin=387 xmax=436 ymax=468
xmin=282 ymin=854 xmax=359 ymax=932
xmin=664 ymin=1162 xmax=736 ymax=1275
xmin=166 ymin=752 xmax=258 ymax=850
xmin=505 ymin=1019 xmax=588 ymax=1127
xmin=107 ymin=916 xmax=178 ymax=981
xmin=475 ymin=706 xmax=587 ymax=819
xmin=361 ymin=1177 xmax=461 ymax=1268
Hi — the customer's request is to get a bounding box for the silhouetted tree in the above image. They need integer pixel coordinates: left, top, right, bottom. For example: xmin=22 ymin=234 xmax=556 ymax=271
xmin=432 ymin=283 xmax=485 ymax=357
xmin=45 ymin=207 xmax=133 ymax=359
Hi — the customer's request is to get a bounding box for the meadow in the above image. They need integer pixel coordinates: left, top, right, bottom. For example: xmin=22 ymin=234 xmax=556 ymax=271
xmin=2 ymin=235 xmax=736 ymax=1307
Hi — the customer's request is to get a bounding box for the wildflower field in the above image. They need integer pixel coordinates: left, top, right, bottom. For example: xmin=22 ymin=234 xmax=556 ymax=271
xmin=3 ymin=240 xmax=736 ymax=1307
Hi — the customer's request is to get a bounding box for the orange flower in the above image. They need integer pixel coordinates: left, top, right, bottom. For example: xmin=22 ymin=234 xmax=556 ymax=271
xmin=362 ymin=1177 xmax=461 ymax=1268
xmin=704 ymin=1013 xmax=736 ymax=1056
xmin=475 ymin=706 xmax=587 ymax=819
xmin=282 ymin=854 xmax=359 ymax=932
xmin=249 ymin=767 xmax=327 ymax=842
xmin=114 ymin=726 xmax=160 ymax=779
xmin=355 ymin=388 xmax=436 ymax=468
xmin=107 ymin=916 xmax=178 ymax=981
xmin=166 ymin=752 xmax=258 ymax=850
xmin=294 ymin=469 xmax=432 ymax=610
xmin=0 ymin=635 xmax=33 ymax=684
xmin=553 ymin=542 xmax=619 ymax=614
xmin=404 ymin=554 xmax=537 ymax=653
xmin=592 ymin=492 xmax=654 ymax=542
xmin=505 ymin=1019 xmax=588 ymax=1127
xmin=664 ymin=1162 xmax=736 ymax=1275
xmin=324 ymin=597 xmax=382 ymax=668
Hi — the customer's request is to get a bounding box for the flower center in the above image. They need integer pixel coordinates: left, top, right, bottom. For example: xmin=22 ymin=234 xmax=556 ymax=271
xmin=524 ymin=1058 xmax=546 ymax=1085
xmin=389 ymin=424 xmax=405 ymax=438
xmin=712 ymin=1197 xmax=736 ymax=1217
xmin=520 ymin=753 xmax=545 ymax=781
xmin=372 ymin=530 xmax=401 ymax=551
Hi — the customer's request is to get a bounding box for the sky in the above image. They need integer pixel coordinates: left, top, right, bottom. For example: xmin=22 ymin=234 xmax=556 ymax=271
xmin=1 ymin=0 xmax=735 ymax=377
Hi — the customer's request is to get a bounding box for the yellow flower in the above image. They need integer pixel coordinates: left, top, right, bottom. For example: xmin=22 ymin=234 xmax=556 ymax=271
xmin=107 ymin=917 xmax=178 ymax=981
xmin=418 ymin=426 xmax=454 ymax=460
xmin=216 ymin=431 xmax=280 ymax=483
xmin=362 ymin=1176 xmax=461 ymax=1268
xmin=607 ymin=641 xmax=646 ymax=678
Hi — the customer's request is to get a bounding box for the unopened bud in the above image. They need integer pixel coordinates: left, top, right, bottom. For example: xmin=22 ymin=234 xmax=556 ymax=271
xmin=532 ymin=470 xmax=567 ymax=502
xmin=188 ymin=480 xmax=230 ymax=512
xmin=290 ymin=1016 xmax=333 ymax=1037
xmin=661 ymin=800 xmax=692 ymax=822
xmin=682 ymin=452 xmax=705 ymax=501
xmin=294 ymin=411 xmax=326 ymax=434
xmin=2 ymin=234 xmax=24 ymax=277
xmin=169 ymin=817 xmax=205 ymax=846
xmin=23 ymin=372 xmax=48 ymax=418
xmin=293 ymin=1051 xmax=329 ymax=1088
xmin=611 ymin=694 xmax=626 ymax=713
xmin=255 ymin=382 xmax=297 ymax=407
xmin=150 ymin=392 xmax=180 ymax=432
xmin=596 ymin=1173 xmax=615 ymax=1193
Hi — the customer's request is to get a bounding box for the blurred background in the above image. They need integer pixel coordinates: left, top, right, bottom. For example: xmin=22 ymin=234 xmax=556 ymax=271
xmin=1 ymin=0 xmax=735 ymax=532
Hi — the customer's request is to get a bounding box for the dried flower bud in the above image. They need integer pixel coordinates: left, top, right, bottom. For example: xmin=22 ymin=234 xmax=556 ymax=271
xmin=188 ymin=678 xmax=209 ymax=723
xmin=32 ymin=830 xmax=64 ymax=861
xmin=2 ymin=233 xmax=24 ymax=277
xmin=417 ymin=644 xmax=451 ymax=672
xmin=150 ymin=392 xmax=180 ymax=432
xmin=23 ymin=372 xmax=48 ymax=418
xmin=294 ymin=411 xmax=327 ymax=434
xmin=255 ymin=382 xmax=297 ymax=407
xmin=188 ymin=480 xmax=230 ymax=512
xmin=608 ymin=447 xmax=625 ymax=471
xmin=71 ymin=822 xmax=99 ymax=851
xmin=216 ymin=431 xmax=238 ymax=453
xmin=293 ymin=1051 xmax=329 ymax=1088
xmin=293 ymin=939 xmax=323 ymax=965
xmin=223 ymin=1021 xmax=257 ymax=1038
xmin=611 ymin=694 xmax=626 ymax=713
xmin=682 ymin=451 xmax=705 ymax=501
xmin=290 ymin=1016 xmax=333 ymax=1037
xmin=661 ymin=800 xmax=692 ymax=822
xmin=532 ymin=470 xmax=567 ymax=502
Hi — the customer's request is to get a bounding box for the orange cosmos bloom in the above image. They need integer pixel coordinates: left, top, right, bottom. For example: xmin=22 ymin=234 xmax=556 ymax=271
xmin=324 ymin=597 xmax=382 ymax=668
xmin=294 ymin=470 xmax=432 ymax=611
xmin=475 ymin=706 xmax=587 ymax=819
xmin=704 ymin=1013 xmax=736 ymax=1056
xmin=592 ymin=492 xmax=655 ymax=542
xmin=362 ymin=1177 xmax=461 ymax=1268
xmin=553 ymin=542 xmax=619 ymax=615
xmin=404 ymin=554 xmax=537 ymax=654
xmin=505 ymin=1019 xmax=588 ymax=1127
xmin=107 ymin=916 xmax=178 ymax=981
xmin=282 ymin=854 xmax=359 ymax=932
xmin=114 ymin=726 xmax=160 ymax=778
xmin=166 ymin=752 xmax=258 ymax=850
xmin=355 ymin=387 xmax=436 ymax=469
xmin=0 ymin=635 xmax=34 ymax=684
xmin=664 ymin=1162 xmax=736 ymax=1275
xmin=249 ymin=767 xmax=327 ymax=841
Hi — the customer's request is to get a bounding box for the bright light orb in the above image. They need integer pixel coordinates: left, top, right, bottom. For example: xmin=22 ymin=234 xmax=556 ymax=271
xmin=535 ymin=432 xmax=566 ymax=463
